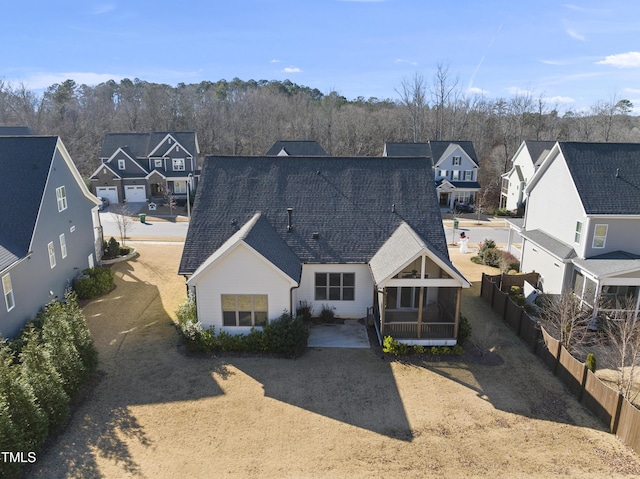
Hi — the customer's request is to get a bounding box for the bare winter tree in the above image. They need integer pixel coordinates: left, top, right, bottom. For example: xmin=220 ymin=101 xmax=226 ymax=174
xmin=599 ymin=298 xmax=640 ymax=402
xmin=396 ymin=72 xmax=427 ymax=142
xmin=110 ymin=203 xmax=134 ymax=246
xmin=538 ymin=292 xmax=593 ymax=355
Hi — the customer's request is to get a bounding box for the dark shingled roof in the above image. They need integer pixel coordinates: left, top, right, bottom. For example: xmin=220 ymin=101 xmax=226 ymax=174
xmin=99 ymin=132 xmax=198 ymax=159
xmin=383 ymin=142 xmax=430 ymax=157
xmin=524 ymin=140 xmax=555 ymax=166
xmin=428 ymin=141 xmax=478 ymax=166
xmin=0 ymin=136 xmax=57 ymax=271
xmin=265 ymin=140 xmax=328 ymax=156
xmin=179 ymin=156 xmax=448 ymax=274
xmin=558 ymin=142 xmax=640 ymax=215
xmin=0 ymin=126 xmax=36 ymax=136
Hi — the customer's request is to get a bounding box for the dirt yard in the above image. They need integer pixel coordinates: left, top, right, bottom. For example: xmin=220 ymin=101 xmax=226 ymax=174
xmin=26 ymin=243 xmax=640 ymax=478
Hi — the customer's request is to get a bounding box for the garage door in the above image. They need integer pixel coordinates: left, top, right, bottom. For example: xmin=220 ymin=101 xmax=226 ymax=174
xmin=125 ymin=185 xmax=146 ymax=202
xmin=96 ymin=186 xmax=119 ymax=204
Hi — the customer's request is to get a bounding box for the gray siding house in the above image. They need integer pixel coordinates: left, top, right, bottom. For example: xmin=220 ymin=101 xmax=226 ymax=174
xmin=519 ymin=142 xmax=640 ymax=319
xmin=383 ymin=141 xmax=480 ymax=210
xmin=179 ymin=155 xmax=470 ymax=345
xmin=0 ymin=136 xmax=102 ymax=339
xmin=89 ymin=131 xmax=200 ymax=204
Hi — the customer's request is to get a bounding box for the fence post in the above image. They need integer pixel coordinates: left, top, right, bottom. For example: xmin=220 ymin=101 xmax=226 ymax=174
xmin=481 ymin=273 xmax=485 ymax=298
xmin=611 ymin=392 xmax=625 ymax=434
xmin=577 ymin=363 xmax=589 ymax=403
xmin=553 ymin=343 xmax=561 ymax=376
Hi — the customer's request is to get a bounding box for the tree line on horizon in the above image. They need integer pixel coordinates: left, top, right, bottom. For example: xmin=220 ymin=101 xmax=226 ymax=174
xmin=0 ymin=70 xmax=637 ymax=208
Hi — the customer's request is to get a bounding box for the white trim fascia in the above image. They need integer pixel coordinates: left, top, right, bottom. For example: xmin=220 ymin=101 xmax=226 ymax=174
xmin=145 ymin=169 xmax=167 ymax=180
xmin=149 ymin=134 xmax=193 ymax=159
xmin=433 ymin=143 xmax=473 ymax=168
xmin=385 ymin=278 xmax=462 ymax=287
xmin=89 ymin=161 xmax=121 ymax=180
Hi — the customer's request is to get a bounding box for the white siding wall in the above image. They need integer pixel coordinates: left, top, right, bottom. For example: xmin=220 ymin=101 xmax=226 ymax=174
xmin=192 ymin=244 xmax=294 ymax=332
xmin=521 ymin=240 xmax=569 ymax=294
xmin=526 ymin=152 xmax=586 ymax=248
xmin=295 ymin=264 xmax=374 ymax=318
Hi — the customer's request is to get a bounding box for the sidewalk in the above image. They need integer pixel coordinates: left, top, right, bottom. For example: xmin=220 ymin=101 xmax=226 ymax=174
xmin=441 ymin=212 xmax=512 ymax=229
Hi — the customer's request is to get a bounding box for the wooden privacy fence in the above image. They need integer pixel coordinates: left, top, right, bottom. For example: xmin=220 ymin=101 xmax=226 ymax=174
xmin=481 ymin=273 xmax=640 ymax=455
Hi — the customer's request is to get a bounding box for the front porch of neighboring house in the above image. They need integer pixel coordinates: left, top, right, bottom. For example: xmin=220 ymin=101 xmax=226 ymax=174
xmin=372 ymin=258 xmax=462 ymax=346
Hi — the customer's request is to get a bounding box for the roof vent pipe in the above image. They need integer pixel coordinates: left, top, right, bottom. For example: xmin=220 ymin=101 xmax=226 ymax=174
xmin=615 ymin=168 xmax=620 ymax=178
xmin=287 ymin=208 xmax=293 ymax=231
xmin=392 ymin=203 xmax=396 ymax=213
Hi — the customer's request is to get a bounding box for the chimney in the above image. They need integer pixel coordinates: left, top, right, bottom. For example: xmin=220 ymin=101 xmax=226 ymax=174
xmin=287 ymin=208 xmax=293 ymax=231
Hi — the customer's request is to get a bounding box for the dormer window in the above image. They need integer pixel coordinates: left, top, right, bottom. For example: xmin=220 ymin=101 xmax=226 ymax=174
xmin=154 ymin=159 xmax=163 ymax=168
xmin=118 ymin=159 xmax=125 ymax=170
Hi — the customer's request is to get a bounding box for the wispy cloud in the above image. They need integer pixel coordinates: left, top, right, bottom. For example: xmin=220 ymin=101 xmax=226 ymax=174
xmin=394 ymin=58 xmax=418 ymax=66
xmin=90 ymin=4 xmax=116 ymax=15
xmin=467 ymin=86 xmax=489 ymax=96
xmin=468 ymin=23 xmax=503 ymax=92
xmin=17 ymin=72 xmax=126 ymax=89
xmin=283 ymin=66 xmax=302 ymax=73
xmin=540 ymin=59 xmax=566 ymax=66
xmin=507 ymin=86 xmax=533 ymax=96
xmin=597 ymin=51 xmax=640 ymax=67
xmin=566 ymin=28 xmax=586 ymax=41
xmin=270 ymin=59 xmax=281 ymax=63
xmin=544 ymin=95 xmax=575 ymax=104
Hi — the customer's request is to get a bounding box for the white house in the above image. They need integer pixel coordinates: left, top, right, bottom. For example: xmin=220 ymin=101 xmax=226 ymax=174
xmin=520 ymin=142 xmax=640 ymax=319
xmin=179 ymin=155 xmax=470 ymax=345
xmin=500 ymin=140 xmax=555 ymax=211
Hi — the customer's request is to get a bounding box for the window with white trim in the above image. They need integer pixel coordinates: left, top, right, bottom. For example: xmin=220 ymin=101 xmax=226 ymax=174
xmin=59 ymin=233 xmax=67 ymax=258
xmin=593 ymin=224 xmax=608 ymax=248
xmin=574 ymin=221 xmax=582 ymax=243
xmin=221 ymin=294 xmax=268 ymax=326
xmin=118 ymin=159 xmax=126 ymax=170
xmin=48 ymin=242 xmax=56 ymax=268
xmin=2 ymin=273 xmax=14 ymax=312
xmin=464 ymin=170 xmax=473 ymax=181
xmin=440 ymin=169 xmax=447 ymax=177
xmin=315 ymin=273 xmax=355 ymax=301
xmin=154 ymin=159 xmax=163 ymax=168
xmin=173 ymin=181 xmax=187 ymax=194
xmin=452 ymin=170 xmax=460 ymax=180
xmin=56 ymin=186 xmax=67 ymax=212
xmin=172 ymin=158 xmax=185 ymax=171
xmin=452 ymin=156 xmax=461 ymax=165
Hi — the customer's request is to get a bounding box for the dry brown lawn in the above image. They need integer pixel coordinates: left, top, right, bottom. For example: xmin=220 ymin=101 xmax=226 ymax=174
xmin=26 ymin=243 xmax=640 ymax=478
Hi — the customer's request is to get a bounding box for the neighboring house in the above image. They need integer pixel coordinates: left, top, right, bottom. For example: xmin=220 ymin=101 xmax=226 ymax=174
xmin=500 ymin=140 xmax=555 ymax=211
xmin=266 ymin=140 xmax=328 ymax=156
xmin=0 ymin=126 xmax=36 ymax=136
xmin=0 ymin=136 xmax=102 ymax=339
xmin=179 ymin=155 xmax=470 ymax=345
xmin=519 ymin=142 xmax=640 ymax=319
xmin=89 ymin=132 xmax=200 ymax=204
xmin=383 ymin=141 xmax=480 ymax=210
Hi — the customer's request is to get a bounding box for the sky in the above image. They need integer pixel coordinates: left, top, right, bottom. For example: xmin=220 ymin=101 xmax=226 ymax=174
xmin=3 ymin=0 xmax=640 ymax=112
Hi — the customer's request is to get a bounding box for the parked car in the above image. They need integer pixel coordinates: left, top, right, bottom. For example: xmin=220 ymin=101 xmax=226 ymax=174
xmin=98 ymin=197 xmax=110 ymax=211
xmin=454 ymin=202 xmax=474 ymax=213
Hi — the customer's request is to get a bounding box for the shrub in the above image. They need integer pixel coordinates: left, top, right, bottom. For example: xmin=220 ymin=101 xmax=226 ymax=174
xmin=102 ymin=237 xmax=121 ymax=260
xmin=586 ymin=353 xmax=597 ymax=372
xmin=494 ymin=208 xmax=509 ymax=216
xmin=452 ymin=344 xmax=464 ymax=356
xmin=296 ymin=300 xmax=314 ymax=322
xmin=509 ymin=286 xmax=522 ymax=296
xmin=499 ymin=251 xmax=520 ymax=273
xmin=263 ymin=313 xmax=309 ymax=358
xmin=319 ymin=304 xmax=336 ymax=323
xmin=457 ymin=314 xmax=472 ymax=346
xmin=482 ymin=248 xmax=501 ymax=268
xmin=382 ymin=336 xmax=410 ymax=355
xmin=413 ymin=345 xmax=427 ymax=354
xmin=74 ymin=266 xmax=114 ymax=299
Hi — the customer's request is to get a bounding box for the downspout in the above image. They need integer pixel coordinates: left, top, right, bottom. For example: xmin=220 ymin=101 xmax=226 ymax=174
xmin=290 ymin=283 xmax=301 ymax=318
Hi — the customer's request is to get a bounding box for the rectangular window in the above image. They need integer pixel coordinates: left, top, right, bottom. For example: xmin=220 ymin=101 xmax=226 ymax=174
xmin=385 ymin=287 xmax=426 ymax=310
xmin=59 ymin=233 xmax=67 ymax=258
xmin=173 ymin=181 xmax=187 ymax=194
xmin=451 ymin=170 xmax=460 ymax=180
xmin=221 ymin=294 xmax=268 ymax=327
xmin=172 ymin=158 xmax=185 ymax=171
xmin=593 ymin=224 xmax=608 ymax=248
xmin=574 ymin=221 xmax=582 ymax=243
xmin=48 ymin=241 xmax=56 ymax=268
xmin=154 ymin=159 xmax=163 ymax=168
xmin=118 ymin=159 xmax=126 ymax=170
xmin=440 ymin=169 xmax=447 ymax=177
xmin=452 ymin=156 xmax=461 ymax=165
xmin=464 ymin=170 xmax=473 ymax=181
xmin=56 ymin=186 xmax=67 ymax=212
xmin=2 ymin=273 xmax=14 ymax=312
xmin=314 ymin=273 xmax=355 ymax=301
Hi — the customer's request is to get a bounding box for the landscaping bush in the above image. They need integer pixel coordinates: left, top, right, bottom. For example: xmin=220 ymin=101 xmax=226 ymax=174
xmin=0 ymin=291 xmax=97 ymax=479
xmin=174 ymin=296 xmax=308 ymax=358
xmin=102 ymin=236 xmax=121 ymax=260
xmin=296 ymin=300 xmax=314 ymax=322
xmin=586 ymin=352 xmax=597 ymax=372
xmin=74 ymin=266 xmax=114 ymax=299
xmin=319 ymin=304 xmax=336 ymax=323
xmin=457 ymin=314 xmax=472 ymax=345
xmin=382 ymin=336 xmax=410 ymax=355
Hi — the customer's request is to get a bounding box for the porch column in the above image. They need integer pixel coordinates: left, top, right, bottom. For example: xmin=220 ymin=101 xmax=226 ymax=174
xmin=453 ymin=287 xmax=462 ymax=339
xmin=378 ymin=290 xmax=386 ymax=337
xmin=417 ymin=286 xmax=424 ymax=338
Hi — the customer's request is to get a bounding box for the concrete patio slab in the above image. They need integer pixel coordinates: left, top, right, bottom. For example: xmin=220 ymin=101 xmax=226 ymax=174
xmin=307 ymin=319 xmax=370 ymax=348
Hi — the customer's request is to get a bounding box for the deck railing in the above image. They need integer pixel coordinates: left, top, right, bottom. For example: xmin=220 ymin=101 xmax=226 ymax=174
xmin=383 ymin=322 xmax=455 ymax=339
